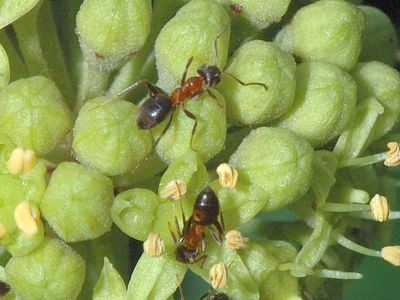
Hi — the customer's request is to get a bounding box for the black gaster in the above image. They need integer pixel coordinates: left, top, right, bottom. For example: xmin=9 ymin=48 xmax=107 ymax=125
xmin=194 ymin=186 xmax=220 ymax=226
xmin=137 ymin=94 xmax=173 ymax=129
xmin=197 ymin=65 xmax=222 ymax=87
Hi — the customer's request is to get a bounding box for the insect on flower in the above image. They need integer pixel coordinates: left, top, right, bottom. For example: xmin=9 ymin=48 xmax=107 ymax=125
xmin=169 ymin=186 xmax=225 ymax=265
xmin=111 ymin=31 xmax=268 ymax=170
xmin=199 ymin=289 xmax=229 ymax=300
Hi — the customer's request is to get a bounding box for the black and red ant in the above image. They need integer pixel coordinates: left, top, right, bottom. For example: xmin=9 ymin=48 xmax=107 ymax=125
xmin=116 ymin=33 xmax=268 ymax=157
xmin=169 ymin=186 xmax=224 ymax=265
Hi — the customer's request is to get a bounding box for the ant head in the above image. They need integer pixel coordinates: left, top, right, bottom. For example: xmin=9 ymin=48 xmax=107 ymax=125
xmin=197 ymin=65 xmax=222 ymax=87
xmin=200 ymin=289 xmax=229 ymax=300
xmin=176 ymin=245 xmax=198 ymax=264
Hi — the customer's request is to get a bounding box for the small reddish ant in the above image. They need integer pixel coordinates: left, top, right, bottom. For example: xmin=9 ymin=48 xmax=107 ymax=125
xmin=169 ymin=186 xmax=225 ymax=265
xmin=200 ymin=289 xmax=229 ymax=300
xmin=115 ymin=33 xmax=268 ymax=161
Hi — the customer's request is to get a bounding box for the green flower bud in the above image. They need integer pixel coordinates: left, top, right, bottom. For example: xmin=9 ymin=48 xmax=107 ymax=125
xmin=276 ymin=62 xmax=357 ymax=147
xmin=247 ymin=241 xmax=300 ymax=300
xmin=76 ymin=0 xmax=152 ymax=70
xmin=0 ymin=0 xmax=40 ymax=29
xmin=229 ymin=127 xmax=314 ymax=211
xmin=111 ymin=188 xmax=159 ymax=242
xmin=351 ymin=61 xmax=400 ymax=142
xmin=0 ymin=43 xmax=9 ymax=89
xmin=334 ymin=97 xmax=384 ymax=158
xmin=273 ymin=24 xmax=294 ymax=54
xmin=93 ymin=257 xmax=126 ymax=300
xmin=0 ymin=76 xmax=72 ymax=156
xmin=155 ymin=0 xmax=230 ymax=90
xmin=40 ymin=162 xmax=114 ymax=242
xmin=156 ymin=90 xmax=226 ymax=163
xmin=213 ymin=179 xmax=268 ymax=230
xmin=126 ymin=253 xmax=186 ymax=300
xmin=218 ymin=40 xmax=296 ymax=125
xmin=359 ymin=6 xmax=398 ymax=65
xmin=190 ymin=243 xmax=259 ymax=300
xmin=228 ymin=0 xmax=291 ymax=30
xmin=5 ymin=237 xmax=85 ymax=300
xmin=72 ymin=98 xmax=153 ymax=176
xmin=159 ymin=151 xmax=207 ymax=202
xmin=292 ymin=0 xmax=365 ymax=71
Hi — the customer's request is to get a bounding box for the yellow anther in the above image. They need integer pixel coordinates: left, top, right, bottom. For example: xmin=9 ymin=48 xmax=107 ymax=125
xmin=216 ymin=163 xmax=238 ymax=188
xmin=225 ymin=230 xmax=249 ymax=250
xmin=6 ymin=147 xmax=37 ymax=175
xmin=143 ymin=232 xmax=165 ymax=257
xmin=160 ymin=180 xmax=187 ymax=199
xmin=381 ymin=246 xmax=400 ymax=266
xmin=6 ymin=147 xmax=24 ymax=175
xmin=209 ymin=262 xmax=228 ymax=289
xmin=384 ymin=142 xmax=400 ymax=166
xmin=0 ymin=222 xmax=8 ymax=238
xmin=370 ymin=194 xmax=390 ymax=222
xmin=14 ymin=201 xmax=39 ymax=237
xmin=23 ymin=149 xmax=37 ymax=173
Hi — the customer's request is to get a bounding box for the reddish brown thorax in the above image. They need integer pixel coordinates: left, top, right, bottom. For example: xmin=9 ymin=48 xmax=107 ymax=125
xmin=170 ymin=76 xmax=204 ymax=104
xmin=185 ymin=219 xmax=205 ymax=250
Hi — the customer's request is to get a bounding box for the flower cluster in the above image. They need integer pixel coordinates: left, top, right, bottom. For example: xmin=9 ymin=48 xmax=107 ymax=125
xmin=0 ymin=0 xmax=399 ymax=299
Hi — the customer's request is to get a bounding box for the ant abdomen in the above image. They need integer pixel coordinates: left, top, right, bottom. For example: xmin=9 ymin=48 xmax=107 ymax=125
xmin=193 ymin=186 xmax=220 ymax=226
xmin=136 ymin=94 xmax=172 ymax=129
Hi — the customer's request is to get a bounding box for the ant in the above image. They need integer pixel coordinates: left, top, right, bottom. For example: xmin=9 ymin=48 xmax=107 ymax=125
xmin=0 ymin=281 xmax=10 ymax=297
xmin=169 ymin=186 xmax=224 ymax=265
xmin=113 ymin=32 xmax=268 ymax=165
xmin=200 ymin=289 xmax=229 ymax=300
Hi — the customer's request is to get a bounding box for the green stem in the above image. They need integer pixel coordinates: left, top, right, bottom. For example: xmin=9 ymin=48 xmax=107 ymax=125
xmin=0 ymin=30 xmax=28 ymax=80
xmin=37 ymin=0 xmax=75 ymax=107
xmin=13 ymin=0 xmax=51 ymax=78
xmin=74 ymin=60 xmax=110 ymax=114
xmin=335 ymin=233 xmax=381 ymax=257
xmin=314 ymin=269 xmax=363 ymax=280
xmin=337 ymin=152 xmax=386 ymax=169
xmin=323 ymin=203 xmax=370 ymax=213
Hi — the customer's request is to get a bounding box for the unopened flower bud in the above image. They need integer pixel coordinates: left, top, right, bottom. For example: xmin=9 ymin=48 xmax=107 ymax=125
xmin=6 ymin=147 xmax=37 ymax=175
xmin=381 ymin=246 xmax=400 ymax=266
xmin=14 ymin=201 xmax=40 ymax=237
xmin=160 ymin=180 xmax=187 ymax=199
xmin=216 ymin=163 xmax=238 ymax=188
xmin=143 ymin=232 xmax=165 ymax=257
xmin=225 ymin=230 xmax=249 ymax=250
xmin=370 ymin=194 xmax=390 ymax=222
xmin=384 ymin=142 xmax=400 ymax=166
xmin=209 ymin=262 xmax=228 ymax=289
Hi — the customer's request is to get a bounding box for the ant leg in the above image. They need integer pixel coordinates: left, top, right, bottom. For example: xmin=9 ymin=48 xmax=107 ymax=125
xmin=223 ymin=72 xmax=268 ymax=91
xmin=206 ymin=88 xmax=223 ymax=108
xmin=169 ymin=221 xmax=178 ymax=244
xmin=198 ymin=255 xmax=208 ymax=269
xmin=130 ymin=110 xmax=175 ymax=173
xmin=181 ymin=57 xmax=194 ymax=86
xmin=182 ymin=106 xmax=198 ymax=151
xmin=219 ymin=211 xmax=225 ymax=233
xmin=208 ymin=225 xmax=224 ymax=246
xmin=118 ymin=79 xmax=166 ymax=97
xmin=201 ymin=233 xmax=207 ymax=252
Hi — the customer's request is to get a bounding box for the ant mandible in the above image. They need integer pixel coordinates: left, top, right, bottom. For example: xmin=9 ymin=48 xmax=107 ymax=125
xmin=169 ymin=186 xmax=225 ymax=265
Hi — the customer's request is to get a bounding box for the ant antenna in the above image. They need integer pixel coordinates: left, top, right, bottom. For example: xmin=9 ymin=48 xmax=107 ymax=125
xmin=223 ymin=72 xmax=268 ymax=91
xmin=213 ymin=24 xmax=230 ymax=66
